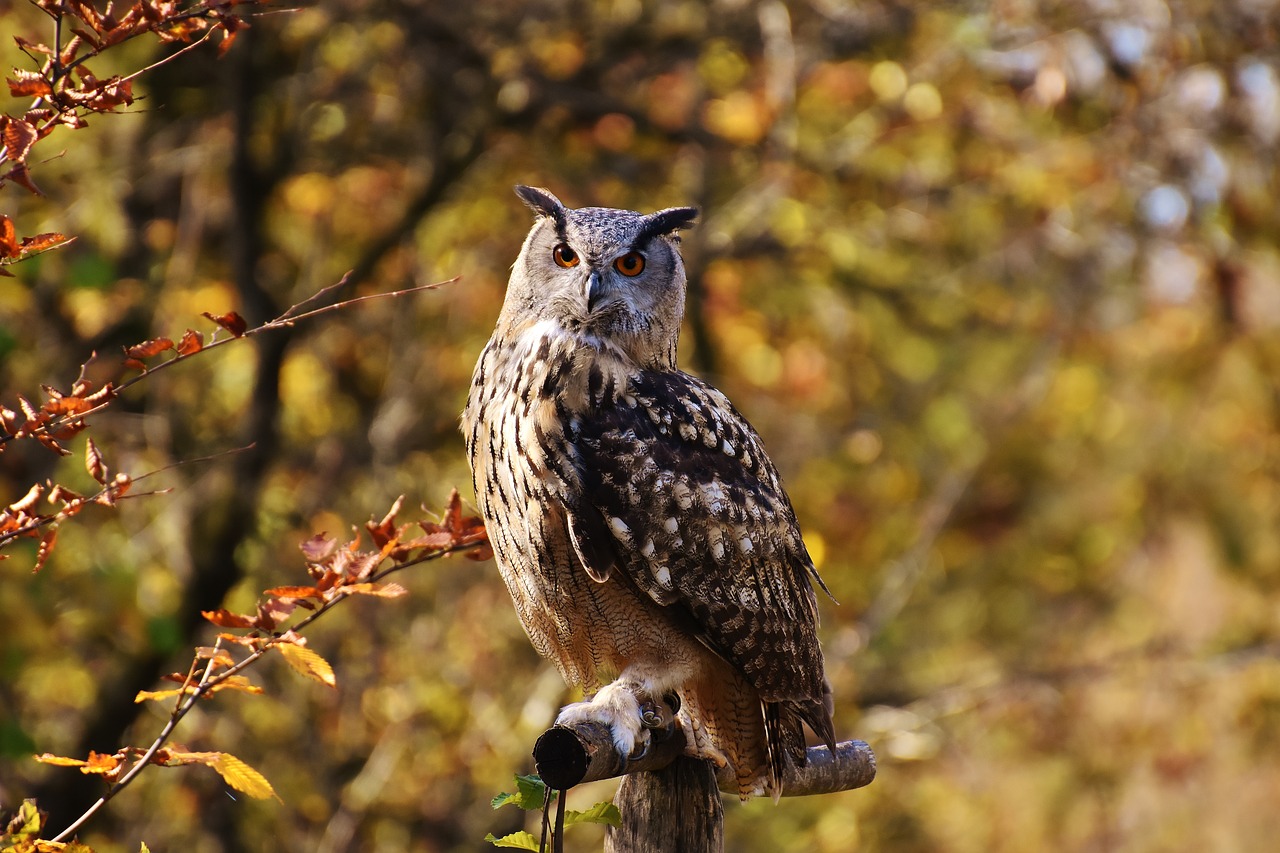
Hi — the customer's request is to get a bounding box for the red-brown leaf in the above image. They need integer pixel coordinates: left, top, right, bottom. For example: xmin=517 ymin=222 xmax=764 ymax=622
xmin=35 ymin=433 xmax=71 ymax=456
xmin=124 ymin=338 xmax=174 ymax=360
xmin=85 ymin=437 xmax=107 ymax=484
xmin=263 ymin=585 xmax=321 ymax=600
xmin=0 ymin=215 xmax=16 ymax=257
xmin=33 ymin=526 xmax=57 ymax=573
xmin=443 ymin=489 xmax=463 ymax=534
xmin=6 ymin=70 xmax=52 ymax=98
xmin=14 ymin=36 xmax=53 ymax=57
xmin=202 ymin=609 xmax=258 ymax=629
xmin=69 ymin=27 xmax=103 ymax=52
xmin=2 ymin=116 xmax=38 ymax=164
xmin=48 ymin=483 xmax=86 ymax=507
xmin=367 ymin=495 xmax=405 ymax=549
xmin=43 ymin=394 xmax=91 ymax=417
xmin=19 ymin=232 xmax=71 ymax=254
xmin=410 ymin=529 xmax=457 ymax=551
xmin=217 ymin=16 xmax=247 ymax=57
xmin=59 ymin=35 xmax=84 ymax=66
xmin=202 ymin=310 xmax=248 ymax=337
xmin=9 ymin=482 xmax=42 ymax=513
xmin=4 ymin=163 xmax=44 ymax=195
xmin=69 ymin=0 xmax=105 ymax=31
xmin=256 ymin=597 xmax=296 ymax=630
xmin=466 ymin=542 xmax=495 ymax=561
xmin=176 ymin=328 xmax=204 ymax=355
xmin=299 ymin=533 xmax=337 ymax=563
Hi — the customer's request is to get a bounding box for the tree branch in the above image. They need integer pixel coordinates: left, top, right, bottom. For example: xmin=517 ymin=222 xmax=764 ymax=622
xmin=532 ymin=716 xmax=876 ymax=798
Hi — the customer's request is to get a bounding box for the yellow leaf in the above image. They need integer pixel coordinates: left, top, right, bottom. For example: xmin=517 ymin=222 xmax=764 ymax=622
xmin=211 ymin=753 xmax=278 ymax=801
xmin=33 ymin=753 xmax=89 ymax=767
xmin=135 ymin=687 xmax=189 ymax=704
xmin=207 ymin=675 xmax=264 ymax=696
xmin=340 ymin=582 xmax=407 ymax=598
xmin=275 ymin=642 xmax=337 ymax=688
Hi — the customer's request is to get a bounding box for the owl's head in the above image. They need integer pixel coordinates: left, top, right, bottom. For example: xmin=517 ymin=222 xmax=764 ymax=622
xmin=502 ymin=185 xmax=698 ymax=368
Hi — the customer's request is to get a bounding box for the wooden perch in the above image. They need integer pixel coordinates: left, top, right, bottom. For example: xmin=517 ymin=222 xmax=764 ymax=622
xmin=533 ymin=719 xmax=876 ymax=797
xmin=534 ymin=709 xmax=875 ymax=852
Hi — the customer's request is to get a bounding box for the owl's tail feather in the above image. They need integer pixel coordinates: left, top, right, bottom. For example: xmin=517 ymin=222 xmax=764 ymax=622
xmin=762 ymin=692 xmax=838 ymax=801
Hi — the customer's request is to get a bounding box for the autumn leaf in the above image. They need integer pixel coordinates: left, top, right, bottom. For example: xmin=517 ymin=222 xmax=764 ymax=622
xmin=262 ymin=585 xmax=321 ymax=600
xmin=0 ymin=215 xmax=16 ymax=257
xmin=211 ymin=753 xmax=278 ymax=800
xmin=19 ymin=231 xmax=73 ymax=254
xmin=135 ymin=686 xmax=192 ymax=703
xmin=176 ymin=328 xmax=204 ymax=355
xmin=207 ymin=675 xmax=263 ymax=696
xmin=299 ymin=532 xmax=337 ymax=563
xmin=338 ymin=582 xmax=407 ymax=598
xmin=217 ymin=15 xmax=247 ymax=56
xmin=85 ymin=436 xmax=107 ymax=484
xmin=33 ymin=527 xmax=57 ymax=574
xmin=194 ymin=646 xmax=235 ymax=667
xmin=34 ymin=750 xmax=125 ymax=781
xmin=1 ymin=116 xmax=38 ymax=164
xmin=367 ymin=495 xmax=405 ymax=550
xmin=4 ymin=799 xmax=42 ymax=839
xmin=160 ymin=751 xmax=279 ymax=801
xmin=42 ymin=394 xmax=92 ymax=417
xmin=124 ymin=338 xmax=174 ymax=361
xmin=33 ymin=753 xmax=93 ymax=767
xmin=275 ymin=642 xmax=337 ymax=688
xmin=202 ymin=608 xmax=258 ymax=629
xmin=9 ymin=483 xmax=42 ymax=514
xmin=13 ymin=36 xmax=53 ymax=57
xmin=256 ymin=596 xmax=296 ymax=629
xmin=4 ymin=162 xmax=43 ymax=195
xmin=82 ymin=750 xmax=125 ymax=780
xmin=202 ymin=310 xmax=248 ymax=337
xmin=7 ymin=70 xmax=52 ymax=98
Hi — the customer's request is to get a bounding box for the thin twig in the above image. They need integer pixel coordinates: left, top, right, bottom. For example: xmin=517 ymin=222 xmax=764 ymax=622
xmin=0 ymin=276 xmax=460 ymax=449
xmin=46 ymin=538 xmax=486 ymax=842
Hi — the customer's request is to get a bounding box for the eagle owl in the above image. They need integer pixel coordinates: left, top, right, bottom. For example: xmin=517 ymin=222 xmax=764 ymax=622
xmin=461 ymin=186 xmax=834 ymax=798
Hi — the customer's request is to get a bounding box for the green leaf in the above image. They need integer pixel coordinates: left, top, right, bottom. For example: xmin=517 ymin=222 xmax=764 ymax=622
xmin=483 ymin=831 xmax=543 ymax=850
xmin=564 ymin=800 xmax=621 ymax=828
xmin=491 ymin=773 xmax=554 ymax=810
xmin=6 ymin=799 xmax=42 ymax=839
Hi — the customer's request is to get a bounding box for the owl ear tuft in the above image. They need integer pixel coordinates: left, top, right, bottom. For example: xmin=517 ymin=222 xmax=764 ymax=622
xmin=637 ymin=206 xmax=699 ymax=244
xmin=515 ymin=185 xmax=566 ymax=219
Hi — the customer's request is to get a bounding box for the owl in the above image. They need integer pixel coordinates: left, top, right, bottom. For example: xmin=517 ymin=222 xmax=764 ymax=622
xmin=461 ymin=185 xmax=834 ymax=799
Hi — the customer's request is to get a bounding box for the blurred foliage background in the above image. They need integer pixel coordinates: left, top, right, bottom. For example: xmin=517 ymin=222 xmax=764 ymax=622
xmin=2 ymin=0 xmax=1279 ymax=850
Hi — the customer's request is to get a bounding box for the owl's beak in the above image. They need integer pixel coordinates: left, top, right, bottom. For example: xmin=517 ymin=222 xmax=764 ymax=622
xmin=585 ymin=270 xmax=608 ymax=313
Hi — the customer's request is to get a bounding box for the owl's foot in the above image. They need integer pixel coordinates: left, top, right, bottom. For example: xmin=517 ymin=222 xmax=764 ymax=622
xmin=555 ymin=682 xmax=680 ymax=761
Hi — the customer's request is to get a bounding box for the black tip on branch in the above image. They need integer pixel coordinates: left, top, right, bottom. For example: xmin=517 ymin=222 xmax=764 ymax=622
xmin=533 ymin=720 xmax=687 ymax=790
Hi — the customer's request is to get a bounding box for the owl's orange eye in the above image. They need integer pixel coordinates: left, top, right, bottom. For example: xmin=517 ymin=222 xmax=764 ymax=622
xmin=552 ymin=243 xmax=579 ymax=268
xmin=613 ymin=252 xmax=645 ymax=277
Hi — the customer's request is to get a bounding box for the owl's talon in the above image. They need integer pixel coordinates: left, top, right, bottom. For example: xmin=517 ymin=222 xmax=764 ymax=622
xmin=628 ymin=729 xmax=652 ymax=761
xmin=640 ymin=702 xmax=664 ymax=729
xmin=555 ymin=680 xmax=651 ymax=761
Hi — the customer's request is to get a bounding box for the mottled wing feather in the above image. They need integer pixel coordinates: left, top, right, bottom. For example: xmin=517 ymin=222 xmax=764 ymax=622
xmin=568 ymin=369 xmax=827 ymax=709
